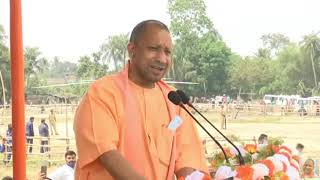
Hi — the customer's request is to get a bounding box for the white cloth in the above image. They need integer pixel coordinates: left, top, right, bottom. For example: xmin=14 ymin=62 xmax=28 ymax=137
xmin=215 ymin=166 xmax=235 ymax=180
xmin=47 ymin=164 xmax=74 ymax=180
xmin=185 ymin=171 xmax=205 ymax=180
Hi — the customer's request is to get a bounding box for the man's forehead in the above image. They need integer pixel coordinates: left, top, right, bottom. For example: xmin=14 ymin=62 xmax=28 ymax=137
xmin=139 ymin=28 xmax=172 ymax=46
xmin=66 ymin=155 xmax=76 ymax=158
xmin=142 ymin=24 xmax=170 ymax=36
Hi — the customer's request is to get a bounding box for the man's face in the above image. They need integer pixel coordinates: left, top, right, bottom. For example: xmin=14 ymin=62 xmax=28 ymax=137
xmin=128 ymin=25 xmax=172 ymax=87
xmin=65 ymin=154 xmax=76 ymax=163
xmin=65 ymin=154 xmax=76 ymax=169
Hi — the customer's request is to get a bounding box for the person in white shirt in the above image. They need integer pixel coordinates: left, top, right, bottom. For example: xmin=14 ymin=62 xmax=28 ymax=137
xmin=293 ymin=143 xmax=304 ymax=166
xmin=256 ymin=133 xmax=268 ymax=151
xmin=39 ymin=150 xmax=76 ymax=180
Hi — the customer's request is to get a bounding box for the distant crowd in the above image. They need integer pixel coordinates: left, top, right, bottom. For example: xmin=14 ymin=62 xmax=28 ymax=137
xmin=0 ymin=107 xmax=60 ymax=165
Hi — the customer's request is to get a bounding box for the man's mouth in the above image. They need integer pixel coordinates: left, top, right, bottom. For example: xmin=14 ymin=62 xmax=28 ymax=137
xmin=151 ymin=65 xmax=165 ymax=71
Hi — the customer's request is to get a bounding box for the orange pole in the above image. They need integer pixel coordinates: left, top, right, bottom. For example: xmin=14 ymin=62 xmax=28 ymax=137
xmin=10 ymin=0 xmax=26 ymax=179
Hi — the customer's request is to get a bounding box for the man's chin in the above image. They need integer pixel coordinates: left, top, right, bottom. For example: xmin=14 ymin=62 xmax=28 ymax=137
xmin=149 ymin=74 xmax=165 ymax=82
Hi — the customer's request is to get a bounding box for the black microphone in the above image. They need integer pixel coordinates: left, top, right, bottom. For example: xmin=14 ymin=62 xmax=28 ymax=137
xmin=167 ymin=91 xmax=230 ymax=164
xmin=176 ymin=90 xmax=245 ymax=165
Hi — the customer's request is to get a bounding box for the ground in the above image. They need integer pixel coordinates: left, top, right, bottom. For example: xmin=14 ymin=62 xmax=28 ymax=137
xmin=0 ymin=105 xmax=319 ymax=179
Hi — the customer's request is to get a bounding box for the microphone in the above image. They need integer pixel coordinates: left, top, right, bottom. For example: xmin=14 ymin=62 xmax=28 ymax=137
xmin=167 ymin=91 xmax=230 ymax=164
xmin=176 ymin=90 xmax=245 ymax=165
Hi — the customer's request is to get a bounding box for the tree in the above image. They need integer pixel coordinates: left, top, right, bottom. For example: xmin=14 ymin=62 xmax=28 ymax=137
xmin=76 ymin=55 xmax=94 ymax=79
xmin=168 ymin=0 xmax=230 ymax=95
xmin=0 ymin=25 xmax=10 ymax=103
xmin=300 ymin=32 xmax=320 ymax=90
xmin=261 ymin=33 xmax=290 ymax=57
xmin=92 ymin=51 xmax=108 ymax=78
xmin=76 ymin=53 xmax=108 ymax=80
xmin=168 ymin=0 xmax=220 ymax=39
xmin=24 ymin=47 xmax=48 ymax=89
xmin=270 ymin=44 xmax=302 ymax=94
xmin=228 ymin=55 xmax=275 ymax=97
xmin=48 ymin=56 xmax=77 ymax=78
xmin=100 ymin=33 xmax=128 ymax=72
xmin=255 ymin=48 xmax=271 ymax=59
xmin=168 ymin=0 xmax=217 ymax=82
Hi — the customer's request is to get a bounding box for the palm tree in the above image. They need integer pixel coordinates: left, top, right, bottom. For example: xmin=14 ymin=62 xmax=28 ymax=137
xmin=24 ymin=47 xmax=48 ymax=88
xmin=100 ymin=33 xmax=128 ymax=72
xmin=300 ymin=32 xmax=320 ymax=89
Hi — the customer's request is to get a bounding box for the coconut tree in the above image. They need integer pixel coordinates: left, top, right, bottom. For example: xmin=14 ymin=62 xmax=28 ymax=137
xmin=300 ymin=32 xmax=320 ymax=89
xmin=24 ymin=47 xmax=48 ymax=88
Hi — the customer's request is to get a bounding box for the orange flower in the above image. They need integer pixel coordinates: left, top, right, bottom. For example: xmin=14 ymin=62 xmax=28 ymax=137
xmin=271 ymin=145 xmax=279 ymax=152
xmin=258 ymin=159 xmax=275 ymax=176
xmin=224 ymin=148 xmax=235 ymax=158
xmin=270 ymin=172 xmax=290 ymax=180
xmin=211 ymin=160 xmax=217 ymax=169
xmin=235 ymin=165 xmax=254 ymax=180
xmin=280 ymin=174 xmax=290 ymax=180
xmin=202 ymin=173 xmax=212 ymax=180
xmin=244 ymin=144 xmax=257 ymax=154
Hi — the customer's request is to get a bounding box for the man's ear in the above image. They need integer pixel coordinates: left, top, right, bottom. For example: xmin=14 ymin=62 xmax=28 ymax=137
xmin=127 ymin=43 xmax=135 ymax=59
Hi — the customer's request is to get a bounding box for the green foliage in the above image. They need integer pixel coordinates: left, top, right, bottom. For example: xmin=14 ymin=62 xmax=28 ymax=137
xmin=256 ymin=137 xmax=284 ymax=160
xmin=228 ymin=55 xmax=275 ymax=96
xmin=48 ymin=56 xmax=77 ymax=78
xmin=1 ymin=6 xmax=320 ymax=100
xmin=300 ymin=32 xmax=320 ymax=93
xmin=210 ymin=137 xmax=285 ymax=171
xmin=100 ymin=33 xmax=129 ymax=72
xmin=24 ymin=47 xmax=49 ymax=95
xmin=227 ymin=33 xmax=320 ymax=97
xmin=0 ymin=25 xmax=10 ymax=102
xmin=270 ymin=44 xmax=302 ymax=94
xmin=261 ymin=33 xmax=290 ymax=56
xmin=76 ymin=53 xmax=108 ymax=80
xmin=168 ymin=0 xmax=230 ymax=96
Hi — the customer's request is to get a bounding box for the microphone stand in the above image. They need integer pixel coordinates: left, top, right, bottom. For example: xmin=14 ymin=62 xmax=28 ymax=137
xmin=179 ymin=104 xmax=230 ymax=164
xmin=176 ymin=90 xmax=244 ymax=165
xmin=188 ymin=103 xmax=245 ymax=165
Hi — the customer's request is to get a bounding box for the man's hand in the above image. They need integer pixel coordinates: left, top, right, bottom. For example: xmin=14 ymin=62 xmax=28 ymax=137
xmin=37 ymin=172 xmax=51 ymax=180
xmin=99 ymin=150 xmax=145 ymax=180
xmin=176 ymin=167 xmax=196 ymax=178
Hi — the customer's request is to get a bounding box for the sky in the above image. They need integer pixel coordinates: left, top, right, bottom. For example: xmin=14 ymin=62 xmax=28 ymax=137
xmin=1 ymin=0 xmax=319 ymax=63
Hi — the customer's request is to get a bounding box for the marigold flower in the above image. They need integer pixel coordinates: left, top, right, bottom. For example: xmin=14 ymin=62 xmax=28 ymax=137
xmin=235 ymin=165 xmax=254 ymax=180
xmin=244 ymin=144 xmax=257 ymax=154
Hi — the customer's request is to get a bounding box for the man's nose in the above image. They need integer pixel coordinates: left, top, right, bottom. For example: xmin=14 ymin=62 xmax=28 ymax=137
xmin=156 ymin=50 xmax=168 ymax=63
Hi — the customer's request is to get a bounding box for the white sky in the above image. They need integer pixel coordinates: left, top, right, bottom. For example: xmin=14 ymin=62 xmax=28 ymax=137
xmin=0 ymin=0 xmax=319 ymax=63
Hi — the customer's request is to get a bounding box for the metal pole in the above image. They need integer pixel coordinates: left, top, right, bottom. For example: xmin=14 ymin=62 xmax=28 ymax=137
xmin=65 ymin=96 xmax=69 ymax=151
xmin=0 ymin=70 xmax=6 ymax=124
xmin=10 ymin=0 xmax=26 ymax=179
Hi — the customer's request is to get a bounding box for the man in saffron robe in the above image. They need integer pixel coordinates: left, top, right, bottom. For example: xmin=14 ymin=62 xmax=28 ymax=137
xmin=74 ymin=20 xmax=208 ymax=180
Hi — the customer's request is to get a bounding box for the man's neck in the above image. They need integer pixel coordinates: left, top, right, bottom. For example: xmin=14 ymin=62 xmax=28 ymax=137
xmin=129 ymin=78 xmax=155 ymax=89
xmin=128 ymin=65 xmax=155 ymax=89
